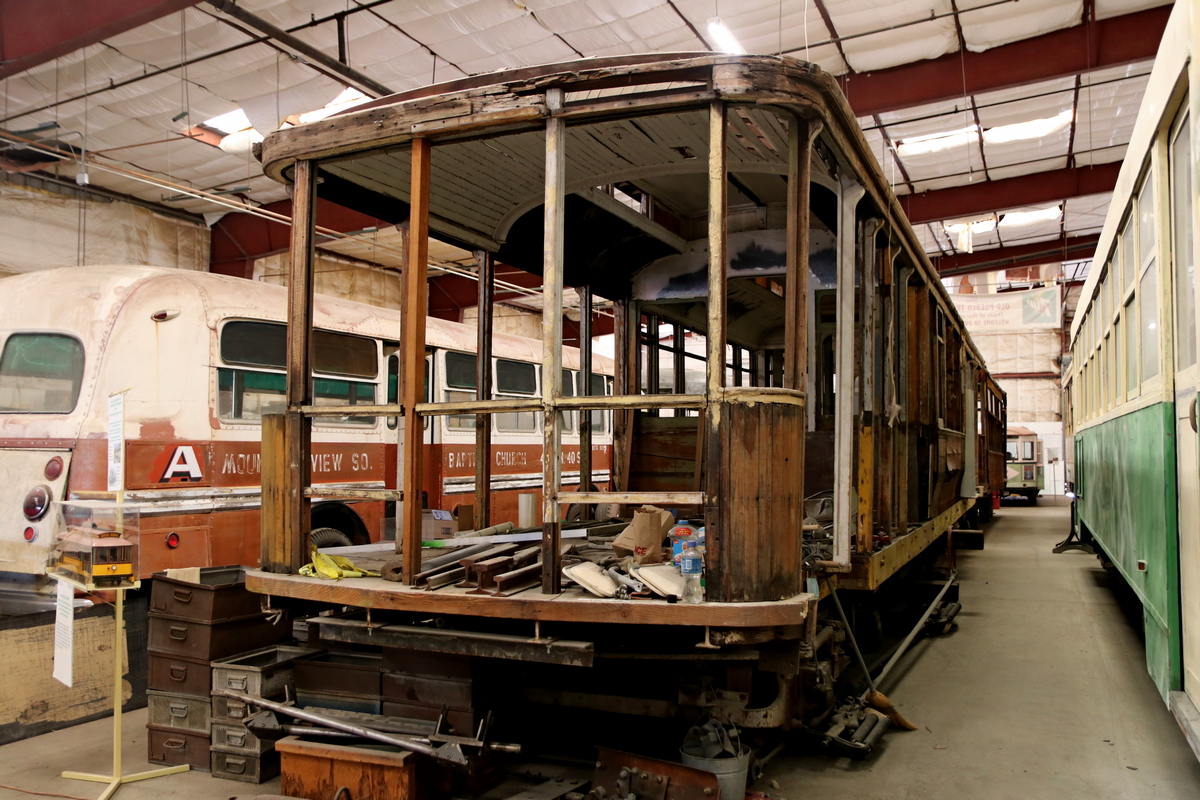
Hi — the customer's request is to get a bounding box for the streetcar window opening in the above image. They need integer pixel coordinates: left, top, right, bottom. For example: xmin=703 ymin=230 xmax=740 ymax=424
xmin=0 ymin=333 xmax=85 ymax=413
xmin=1140 ymin=261 xmax=1159 ymax=380
xmin=1022 ymin=441 xmax=1034 ymax=461
xmin=1172 ymin=114 xmax=1196 ymax=369
xmin=1006 ymin=442 xmax=1019 ymax=460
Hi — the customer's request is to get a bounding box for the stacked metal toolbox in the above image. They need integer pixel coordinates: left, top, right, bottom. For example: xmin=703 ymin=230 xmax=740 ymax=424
xmin=210 ymin=644 xmax=314 ymax=782
xmin=293 ymin=650 xmax=384 ymax=714
xmin=145 ymin=567 xmax=290 ymax=773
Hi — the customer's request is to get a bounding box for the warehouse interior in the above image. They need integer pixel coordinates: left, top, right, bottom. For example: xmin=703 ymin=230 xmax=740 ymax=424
xmin=0 ymin=1 xmax=1197 ymax=799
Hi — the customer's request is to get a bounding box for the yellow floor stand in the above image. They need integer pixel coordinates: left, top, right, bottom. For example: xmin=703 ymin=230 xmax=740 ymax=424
xmin=55 ymin=578 xmax=190 ymax=800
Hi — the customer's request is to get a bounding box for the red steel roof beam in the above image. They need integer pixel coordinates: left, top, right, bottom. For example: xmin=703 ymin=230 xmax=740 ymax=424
xmin=0 ymin=0 xmax=203 ymax=80
xmin=933 ymin=234 xmax=1099 ymax=277
xmin=839 ymin=5 xmax=1170 ymax=117
xmin=901 ymin=162 xmax=1120 ymax=225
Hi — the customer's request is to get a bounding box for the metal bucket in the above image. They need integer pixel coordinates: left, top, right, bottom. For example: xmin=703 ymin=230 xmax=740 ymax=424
xmin=680 ymin=744 xmax=751 ymax=800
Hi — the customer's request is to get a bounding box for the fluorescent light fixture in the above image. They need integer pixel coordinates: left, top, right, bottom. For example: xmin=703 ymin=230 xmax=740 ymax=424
xmin=983 ymin=109 xmax=1073 ymax=145
xmin=298 ymin=87 xmax=370 ymax=124
xmin=203 ymin=108 xmax=253 ymax=135
xmin=896 ymin=124 xmax=978 ymax=157
xmin=707 ymin=17 xmax=746 ymax=54
xmin=1000 ymin=205 xmax=1062 ymax=228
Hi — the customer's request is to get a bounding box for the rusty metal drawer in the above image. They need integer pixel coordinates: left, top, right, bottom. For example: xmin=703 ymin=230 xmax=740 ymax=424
xmin=147 ymin=724 xmax=210 ymax=771
xmin=296 ymin=690 xmax=382 ymax=715
xmin=211 ymin=747 xmax=280 ymax=783
xmin=150 ymin=566 xmax=261 ymax=622
xmin=148 ymin=613 xmax=291 ymax=661
xmin=212 ymin=692 xmax=283 ymax=725
xmin=211 ymin=722 xmax=272 ymax=756
xmin=148 ymin=651 xmax=212 ymax=697
xmin=147 ymin=690 xmax=210 ymax=733
xmin=293 ymin=650 xmax=383 ymax=696
xmin=211 ymin=644 xmax=318 ymax=697
xmin=381 ymin=673 xmax=472 ymax=708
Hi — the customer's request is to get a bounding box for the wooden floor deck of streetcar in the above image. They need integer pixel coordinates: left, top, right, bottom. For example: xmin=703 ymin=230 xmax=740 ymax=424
xmin=246 ymin=571 xmax=814 ymax=627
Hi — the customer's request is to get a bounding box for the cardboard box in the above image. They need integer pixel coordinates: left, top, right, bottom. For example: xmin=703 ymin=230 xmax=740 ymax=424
xmin=422 ymin=510 xmax=455 ymax=539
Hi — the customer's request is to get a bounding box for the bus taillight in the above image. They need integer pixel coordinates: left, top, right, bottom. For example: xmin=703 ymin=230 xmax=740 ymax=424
xmin=23 ymin=486 xmax=50 ymax=520
xmin=23 ymin=527 xmax=36 ymax=542
xmin=45 ymin=456 xmax=63 ymax=480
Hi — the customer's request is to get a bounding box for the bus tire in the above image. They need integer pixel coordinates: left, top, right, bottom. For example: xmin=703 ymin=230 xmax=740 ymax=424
xmin=310 ymin=527 xmax=353 ymax=548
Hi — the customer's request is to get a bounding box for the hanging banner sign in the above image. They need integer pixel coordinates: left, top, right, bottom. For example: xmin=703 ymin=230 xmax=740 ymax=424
xmin=950 ymin=286 xmax=1060 ymax=331
xmin=53 ymin=579 xmax=74 ymax=687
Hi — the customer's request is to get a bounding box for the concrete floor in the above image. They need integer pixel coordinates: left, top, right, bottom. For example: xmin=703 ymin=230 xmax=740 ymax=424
xmin=766 ymin=498 xmax=1200 ymax=799
xmin=2 ymin=500 xmax=1198 ymax=800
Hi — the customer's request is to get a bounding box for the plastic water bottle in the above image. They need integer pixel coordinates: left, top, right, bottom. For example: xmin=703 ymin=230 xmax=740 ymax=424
xmin=681 ymin=541 xmax=704 ymax=604
xmin=671 ymin=520 xmax=699 ymax=568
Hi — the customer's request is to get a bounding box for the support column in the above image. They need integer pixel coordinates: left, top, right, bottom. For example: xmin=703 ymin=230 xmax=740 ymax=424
xmin=400 ymin=139 xmax=432 ymax=584
xmin=578 ymin=283 xmax=593 ymax=495
xmin=612 ymin=298 xmax=635 ymax=493
xmin=474 ymin=250 xmax=494 ymax=529
xmin=704 ymin=99 xmax=728 ymax=588
xmin=541 ymin=87 xmax=566 ymax=593
xmin=280 ymin=159 xmax=316 ymax=573
xmin=784 ymin=117 xmax=818 ymax=391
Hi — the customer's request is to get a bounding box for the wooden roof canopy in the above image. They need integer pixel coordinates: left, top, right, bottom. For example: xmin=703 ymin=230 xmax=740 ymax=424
xmin=260 ymin=51 xmax=985 ymax=362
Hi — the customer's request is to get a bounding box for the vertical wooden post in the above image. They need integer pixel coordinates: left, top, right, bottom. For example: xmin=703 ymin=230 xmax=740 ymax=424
xmin=612 ymin=298 xmax=632 ymax=492
xmin=578 ymin=283 xmax=593 ymax=494
xmin=784 ymin=117 xmax=817 ymax=391
xmin=474 ymin=250 xmax=494 ymax=529
xmin=401 ymin=138 xmax=432 ymax=584
xmin=277 ymin=159 xmax=317 ymax=573
xmin=541 ymin=87 xmax=566 ymax=593
xmin=704 ymin=99 xmax=728 ymax=586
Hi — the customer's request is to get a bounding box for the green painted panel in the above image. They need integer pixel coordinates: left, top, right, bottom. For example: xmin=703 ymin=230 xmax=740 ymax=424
xmin=1075 ymin=402 xmax=1180 ymax=701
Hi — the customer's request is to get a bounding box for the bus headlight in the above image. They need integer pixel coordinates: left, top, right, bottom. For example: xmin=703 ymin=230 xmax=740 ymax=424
xmin=23 ymin=485 xmax=51 ymax=521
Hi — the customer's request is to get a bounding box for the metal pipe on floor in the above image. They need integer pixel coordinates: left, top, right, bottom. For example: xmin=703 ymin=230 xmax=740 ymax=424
xmin=863 ymin=570 xmax=958 ymax=697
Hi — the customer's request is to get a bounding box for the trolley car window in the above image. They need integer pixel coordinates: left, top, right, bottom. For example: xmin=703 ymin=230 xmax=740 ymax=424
xmin=1122 ymin=219 xmax=1135 ymax=290
xmin=1125 ymin=298 xmax=1138 ymax=395
xmin=1140 ymin=261 xmax=1159 ymax=380
xmin=0 ymin=333 xmax=85 ymax=413
xmin=1139 ymin=172 xmax=1156 ymax=265
xmin=1022 ymin=441 xmax=1034 ymax=461
xmin=1172 ymin=114 xmax=1196 ymax=369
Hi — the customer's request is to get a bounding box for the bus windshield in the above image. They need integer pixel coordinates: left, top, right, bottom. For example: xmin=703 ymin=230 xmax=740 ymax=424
xmin=0 ymin=333 xmax=85 ymax=413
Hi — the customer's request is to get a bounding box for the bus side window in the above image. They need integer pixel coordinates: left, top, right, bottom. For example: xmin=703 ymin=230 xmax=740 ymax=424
xmin=444 ymin=351 xmax=477 ymax=430
xmin=387 ymin=353 xmax=399 ymax=429
xmin=495 ymin=359 xmax=537 ymax=432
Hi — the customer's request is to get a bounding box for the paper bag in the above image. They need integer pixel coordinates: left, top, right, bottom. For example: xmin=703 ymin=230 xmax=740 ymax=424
xmin=613 ymin=505 xmax=674 ymax=564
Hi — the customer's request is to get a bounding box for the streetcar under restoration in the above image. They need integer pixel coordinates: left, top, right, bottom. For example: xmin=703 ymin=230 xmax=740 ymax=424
xmin=251 ymin=53 xmax=1006 ymax=738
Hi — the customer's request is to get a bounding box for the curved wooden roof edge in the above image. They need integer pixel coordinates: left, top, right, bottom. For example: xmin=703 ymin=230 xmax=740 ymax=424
xmin=259 ymin=53 xmax=991 ymax=374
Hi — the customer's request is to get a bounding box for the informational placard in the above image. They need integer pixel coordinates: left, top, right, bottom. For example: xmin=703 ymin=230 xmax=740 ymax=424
xmin=949 ymin=286 xmax=1060 ymax=331
xmin=107 ymin=392 xmax=125 ymax=492
xmin=53 ymin=579 xmax=74 ymax=687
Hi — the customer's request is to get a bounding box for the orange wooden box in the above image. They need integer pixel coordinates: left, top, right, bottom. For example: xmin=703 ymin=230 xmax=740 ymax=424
xmin=275 ymin=736 xmax=450 ymax=800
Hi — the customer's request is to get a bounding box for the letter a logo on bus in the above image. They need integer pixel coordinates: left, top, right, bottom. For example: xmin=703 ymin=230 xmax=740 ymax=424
xmin=161 ymin=445 xmax=204 ymax=482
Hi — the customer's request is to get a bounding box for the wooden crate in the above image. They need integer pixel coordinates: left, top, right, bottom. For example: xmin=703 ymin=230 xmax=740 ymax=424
xmin=276 ymin=736 xmax=451 ymax=800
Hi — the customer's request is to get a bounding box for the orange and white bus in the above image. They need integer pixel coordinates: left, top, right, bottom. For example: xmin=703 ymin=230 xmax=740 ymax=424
xmin=0 ymin=266 xmax=611 ymax=583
